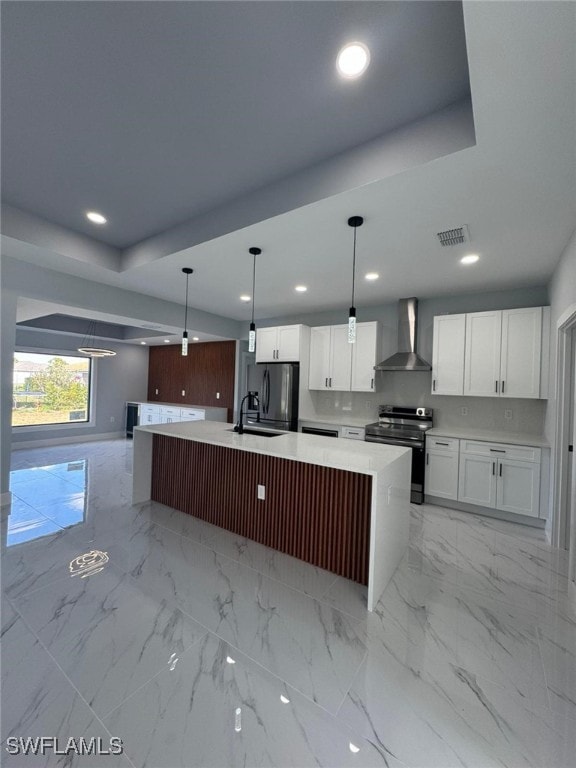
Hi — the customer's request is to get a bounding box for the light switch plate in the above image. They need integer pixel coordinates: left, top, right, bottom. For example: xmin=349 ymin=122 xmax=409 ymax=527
xmin=182 ymin=390 xmax=185 ymax=396
xmin=504 ymin=409 xmax=513 ymax=419
xmin=257 ymin=484 xmax=265 ymax=501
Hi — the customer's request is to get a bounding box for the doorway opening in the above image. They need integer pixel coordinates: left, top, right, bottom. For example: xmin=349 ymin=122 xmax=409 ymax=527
xmin=552 ymin=304 xmax=576 ymax=605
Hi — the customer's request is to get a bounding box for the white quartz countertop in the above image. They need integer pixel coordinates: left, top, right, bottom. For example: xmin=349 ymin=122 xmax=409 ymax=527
xmin=135 ymin=420 xmax=409 ymax=475
xmin=427 ymin=426 xmax=550 ymax=448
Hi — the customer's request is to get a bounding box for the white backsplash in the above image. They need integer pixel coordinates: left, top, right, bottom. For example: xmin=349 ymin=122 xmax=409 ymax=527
xmin=301 ymin=371 xmax=546 ymax=435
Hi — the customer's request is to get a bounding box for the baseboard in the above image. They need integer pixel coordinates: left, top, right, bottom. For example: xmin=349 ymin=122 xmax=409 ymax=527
xmin=0 ymin=491 xmax=12 ymax=507
xmin=11 ymin=431 xmax=125 ymax=450
xmin=425 ymin=495 xmax=546 ymax=529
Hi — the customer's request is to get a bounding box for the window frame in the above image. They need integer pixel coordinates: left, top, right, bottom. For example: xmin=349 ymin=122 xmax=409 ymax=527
xmin=12 ymin=347 xmax=95 ymax=431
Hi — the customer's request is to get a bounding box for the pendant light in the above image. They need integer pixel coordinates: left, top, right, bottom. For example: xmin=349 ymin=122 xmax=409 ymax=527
xmin=347 ymin=215 xmax=363 ymax=344
xmin=181 ymin=267 xmax=193 ymax=356
xmin=77 ymin=320 xmax=116 ymax=358
xmin=248 ymin=247 xmax=261 ymax=353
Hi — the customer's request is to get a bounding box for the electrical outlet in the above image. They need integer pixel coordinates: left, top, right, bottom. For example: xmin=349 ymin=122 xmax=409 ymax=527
xmin=365 ymin=401 xmax=371 ymax=410
xmin=155 ymin=389 xmax=159 ymax=395
xmin=257 ymin=484 xmax=265 ymax=501
xmin=460 ymin=407 xmax=468 ymax=416
xmin=109 ymin=416 xmax=115 ymax=423
xmin=216 ymin=392 xmax=220 ymax=399
xmin=504 ymin=409 xmax=513 ymax=420
xmin=181 ymin=390 xmax=186 ymax=397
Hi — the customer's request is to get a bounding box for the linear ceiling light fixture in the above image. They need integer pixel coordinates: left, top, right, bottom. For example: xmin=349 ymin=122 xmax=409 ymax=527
xmin=181 ymin=267 xmax=194 ymax=356
xmin=347 ymin=216 xmax=363 ymax=344
xmin=248 ymin=247 xmax=261 ymax=353
xmin=77 ymin=320 xmax=116 ymax=357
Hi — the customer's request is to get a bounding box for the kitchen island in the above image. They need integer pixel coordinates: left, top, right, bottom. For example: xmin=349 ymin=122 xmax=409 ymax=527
xmin=132 ymin=421 xmax=411 ymax=611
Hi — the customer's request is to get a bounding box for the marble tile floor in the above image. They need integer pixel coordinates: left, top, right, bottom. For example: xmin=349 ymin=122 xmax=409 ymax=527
xmin=1 ymin=438 xmax=575 ymax=768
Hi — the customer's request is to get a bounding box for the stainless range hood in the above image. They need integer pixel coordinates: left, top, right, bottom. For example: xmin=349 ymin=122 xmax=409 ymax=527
xmin=374 ymin=297 xmax=431 ymax=371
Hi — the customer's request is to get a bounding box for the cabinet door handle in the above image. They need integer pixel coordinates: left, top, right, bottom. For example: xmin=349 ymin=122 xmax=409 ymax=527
xmin=325 ymin=377 xmax=328 ymax=388
xmin=490 ymin=448 xmax=506 ymax=453
xmin=426 ymin=453 xmax=429 ymax=465
xmin=329 ymin=377 xmax=332 ymax=387
xmin=433 ymin=379 xmax=436 ymax=391
xmin=492 ymin=462 xmax=496 ymax=475
xmin=495 ymin=380 xmax=498 ymax=393
xmin=370 ymin=378 xmax=374 ymax=389
xmin=436 ymin=442 xmax=450 ymax=446
xmin=499 ymin=463 xmax=503 ymax=477
xmin=502 ymin=380 xmax=505 ymax=393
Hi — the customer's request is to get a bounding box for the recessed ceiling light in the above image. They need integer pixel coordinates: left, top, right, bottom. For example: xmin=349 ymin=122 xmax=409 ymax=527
xmin=337 ymin=42 xmax=370 ymax=78
xmin=240 ymin=295 xmax=251 ymax=302
xmin=365 ymin=272 xmax=379 ymax=281
xmin=140 ymin=341 xmax=146 ymax=345
xmin=164 ymin=339 xmax=170 ymax=343
xmin=349 ymin=743 xmax=360 ymax=754
xmin=460 ymin=254 xmax=480 ymax=265
xmin=86 ymin=211 xmax=107 ymax=225
xmin=192 ymin=336 xmax=199 ymax=341
xmin=295 ymin=285 xmax=307 ymax=293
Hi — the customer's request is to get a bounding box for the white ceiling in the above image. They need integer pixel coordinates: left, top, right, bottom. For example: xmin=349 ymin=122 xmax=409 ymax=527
xmin=2 ymin=2 xmax=576 ymax=340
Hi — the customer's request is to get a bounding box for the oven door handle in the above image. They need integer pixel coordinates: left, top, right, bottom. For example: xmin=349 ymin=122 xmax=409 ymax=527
xmin=365 ymin=436 xmax=424 ymax=449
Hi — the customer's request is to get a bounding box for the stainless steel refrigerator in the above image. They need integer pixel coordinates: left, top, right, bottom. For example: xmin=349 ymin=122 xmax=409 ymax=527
xmin=245 ymin=363 xmax=299 ymax=431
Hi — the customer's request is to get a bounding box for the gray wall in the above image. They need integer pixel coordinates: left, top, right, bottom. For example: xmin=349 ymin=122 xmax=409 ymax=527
xmin=11 ymin=328 xmax=149 ymax=446
xmin=243 ymin=285 xmax=549 ymax=435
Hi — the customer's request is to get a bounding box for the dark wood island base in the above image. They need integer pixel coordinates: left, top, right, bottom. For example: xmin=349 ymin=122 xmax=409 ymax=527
xmin=151 ymin=434 xmax=372 ymax=584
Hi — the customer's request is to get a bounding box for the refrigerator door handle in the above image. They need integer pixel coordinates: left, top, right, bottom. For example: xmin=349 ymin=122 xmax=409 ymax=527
xmin=264 ymin=369 xmax=270 ymax=415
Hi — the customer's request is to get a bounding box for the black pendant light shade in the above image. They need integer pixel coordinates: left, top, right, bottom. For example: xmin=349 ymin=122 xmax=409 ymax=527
xmin=347 ymin=216 xmax=363 ymax=343
xmin=248 ymin=247 xmax=261 ymax=353
xmin=181 ymin=267 xmax=194 ymax=356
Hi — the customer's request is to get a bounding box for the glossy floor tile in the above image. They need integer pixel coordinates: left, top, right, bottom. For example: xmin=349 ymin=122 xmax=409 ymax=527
xmin=2 ymin=439 xmax=575 ymax=767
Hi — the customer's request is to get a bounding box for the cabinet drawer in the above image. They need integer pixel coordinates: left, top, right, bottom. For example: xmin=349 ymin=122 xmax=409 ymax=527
xmin=426 ymin=437 xmax=459 ymax=452
xmin=159 ymin=406 xmax=180 ymax=417
xmin=180 ymin=409 xmax=205 ymax=421
xmin=460 ymin=440 xmax=541 ymax=463
xmin=342 ymin=426 xmax=365 ymax=440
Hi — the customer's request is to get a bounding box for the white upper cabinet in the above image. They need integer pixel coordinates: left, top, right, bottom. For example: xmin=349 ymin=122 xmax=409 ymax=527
xmin=309 ymin=326 xmax=332 ymax=389
xmin=309 ymin=322 xmax=378 ymax=391
xmin=430 ymin=306 xmax=549 ymax=399
xmin=500 ymin=307 xmax=542 ymax=398
xmin=351 ymin=321 xmax=379 ymax=392
xmin=464 ymin=310 xmax=503 ymax=397
xmin=255 ymin=325 xmax=304 ymax=363
xmin=431 ymin=314 xmax=465 ymax=395
xmin=309 ymin=324 xmax=351 ymax=390
xmin=255 ymin=327 xmax=278 ymax=362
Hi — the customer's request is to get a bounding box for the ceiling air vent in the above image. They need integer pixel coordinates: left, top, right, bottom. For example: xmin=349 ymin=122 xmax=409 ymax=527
xmin=436 ymin=225 xmax=469 ymax=247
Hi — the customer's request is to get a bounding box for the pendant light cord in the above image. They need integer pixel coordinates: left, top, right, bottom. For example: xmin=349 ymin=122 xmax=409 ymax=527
xmin=184 ymin=274 xmax=189 ymax=333
xmin=251 ymin=251 xmax=256 ymax=326
xmin=351 ymin=224 xmax=357 ymax=308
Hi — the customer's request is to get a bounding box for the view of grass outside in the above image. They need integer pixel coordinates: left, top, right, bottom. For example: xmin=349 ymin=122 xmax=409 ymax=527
xmin=12 ymin=352 xmax=91 ymax=427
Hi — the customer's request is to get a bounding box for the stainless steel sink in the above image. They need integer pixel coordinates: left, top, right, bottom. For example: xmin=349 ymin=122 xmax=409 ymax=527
xmin=228 ymin=428 xmax=284 ymax=438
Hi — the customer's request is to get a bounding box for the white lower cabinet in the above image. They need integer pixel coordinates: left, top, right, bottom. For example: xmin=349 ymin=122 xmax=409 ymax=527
xmin=139 ymin=404 xmax=206 ymax=426
xmin=425 ymin=437 xmax=459 ymax=500
xmin=496 ymin=458 xmax=540 ymax=517
xmin=140 ymin=405 xmax=161 ymax=425
xmin=457 ymin=440 xmax=541 ymax=518
xmin=458 ymin=453 xmax=497 ymax=507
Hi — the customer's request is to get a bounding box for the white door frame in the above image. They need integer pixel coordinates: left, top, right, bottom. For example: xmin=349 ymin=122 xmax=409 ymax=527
xmin=551 ymin=304 xmax=576 ymax=565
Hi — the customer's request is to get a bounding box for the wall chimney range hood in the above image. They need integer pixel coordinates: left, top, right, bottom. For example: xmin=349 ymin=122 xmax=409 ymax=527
xmin=374 ymin=297 xmax=431 ymax=372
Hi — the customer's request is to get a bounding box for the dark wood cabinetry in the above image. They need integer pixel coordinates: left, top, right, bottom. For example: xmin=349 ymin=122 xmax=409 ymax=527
xmin=147 ymin=341 xmax=236 ymax=420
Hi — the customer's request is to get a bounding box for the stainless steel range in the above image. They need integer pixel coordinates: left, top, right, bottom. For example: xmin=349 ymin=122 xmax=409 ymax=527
xmin=365 ymin=405 xmax=434 ymax=504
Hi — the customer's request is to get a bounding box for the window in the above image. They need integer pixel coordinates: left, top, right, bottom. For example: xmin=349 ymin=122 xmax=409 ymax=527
xmin=12 ymin=352 xmax=91 ymax=427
